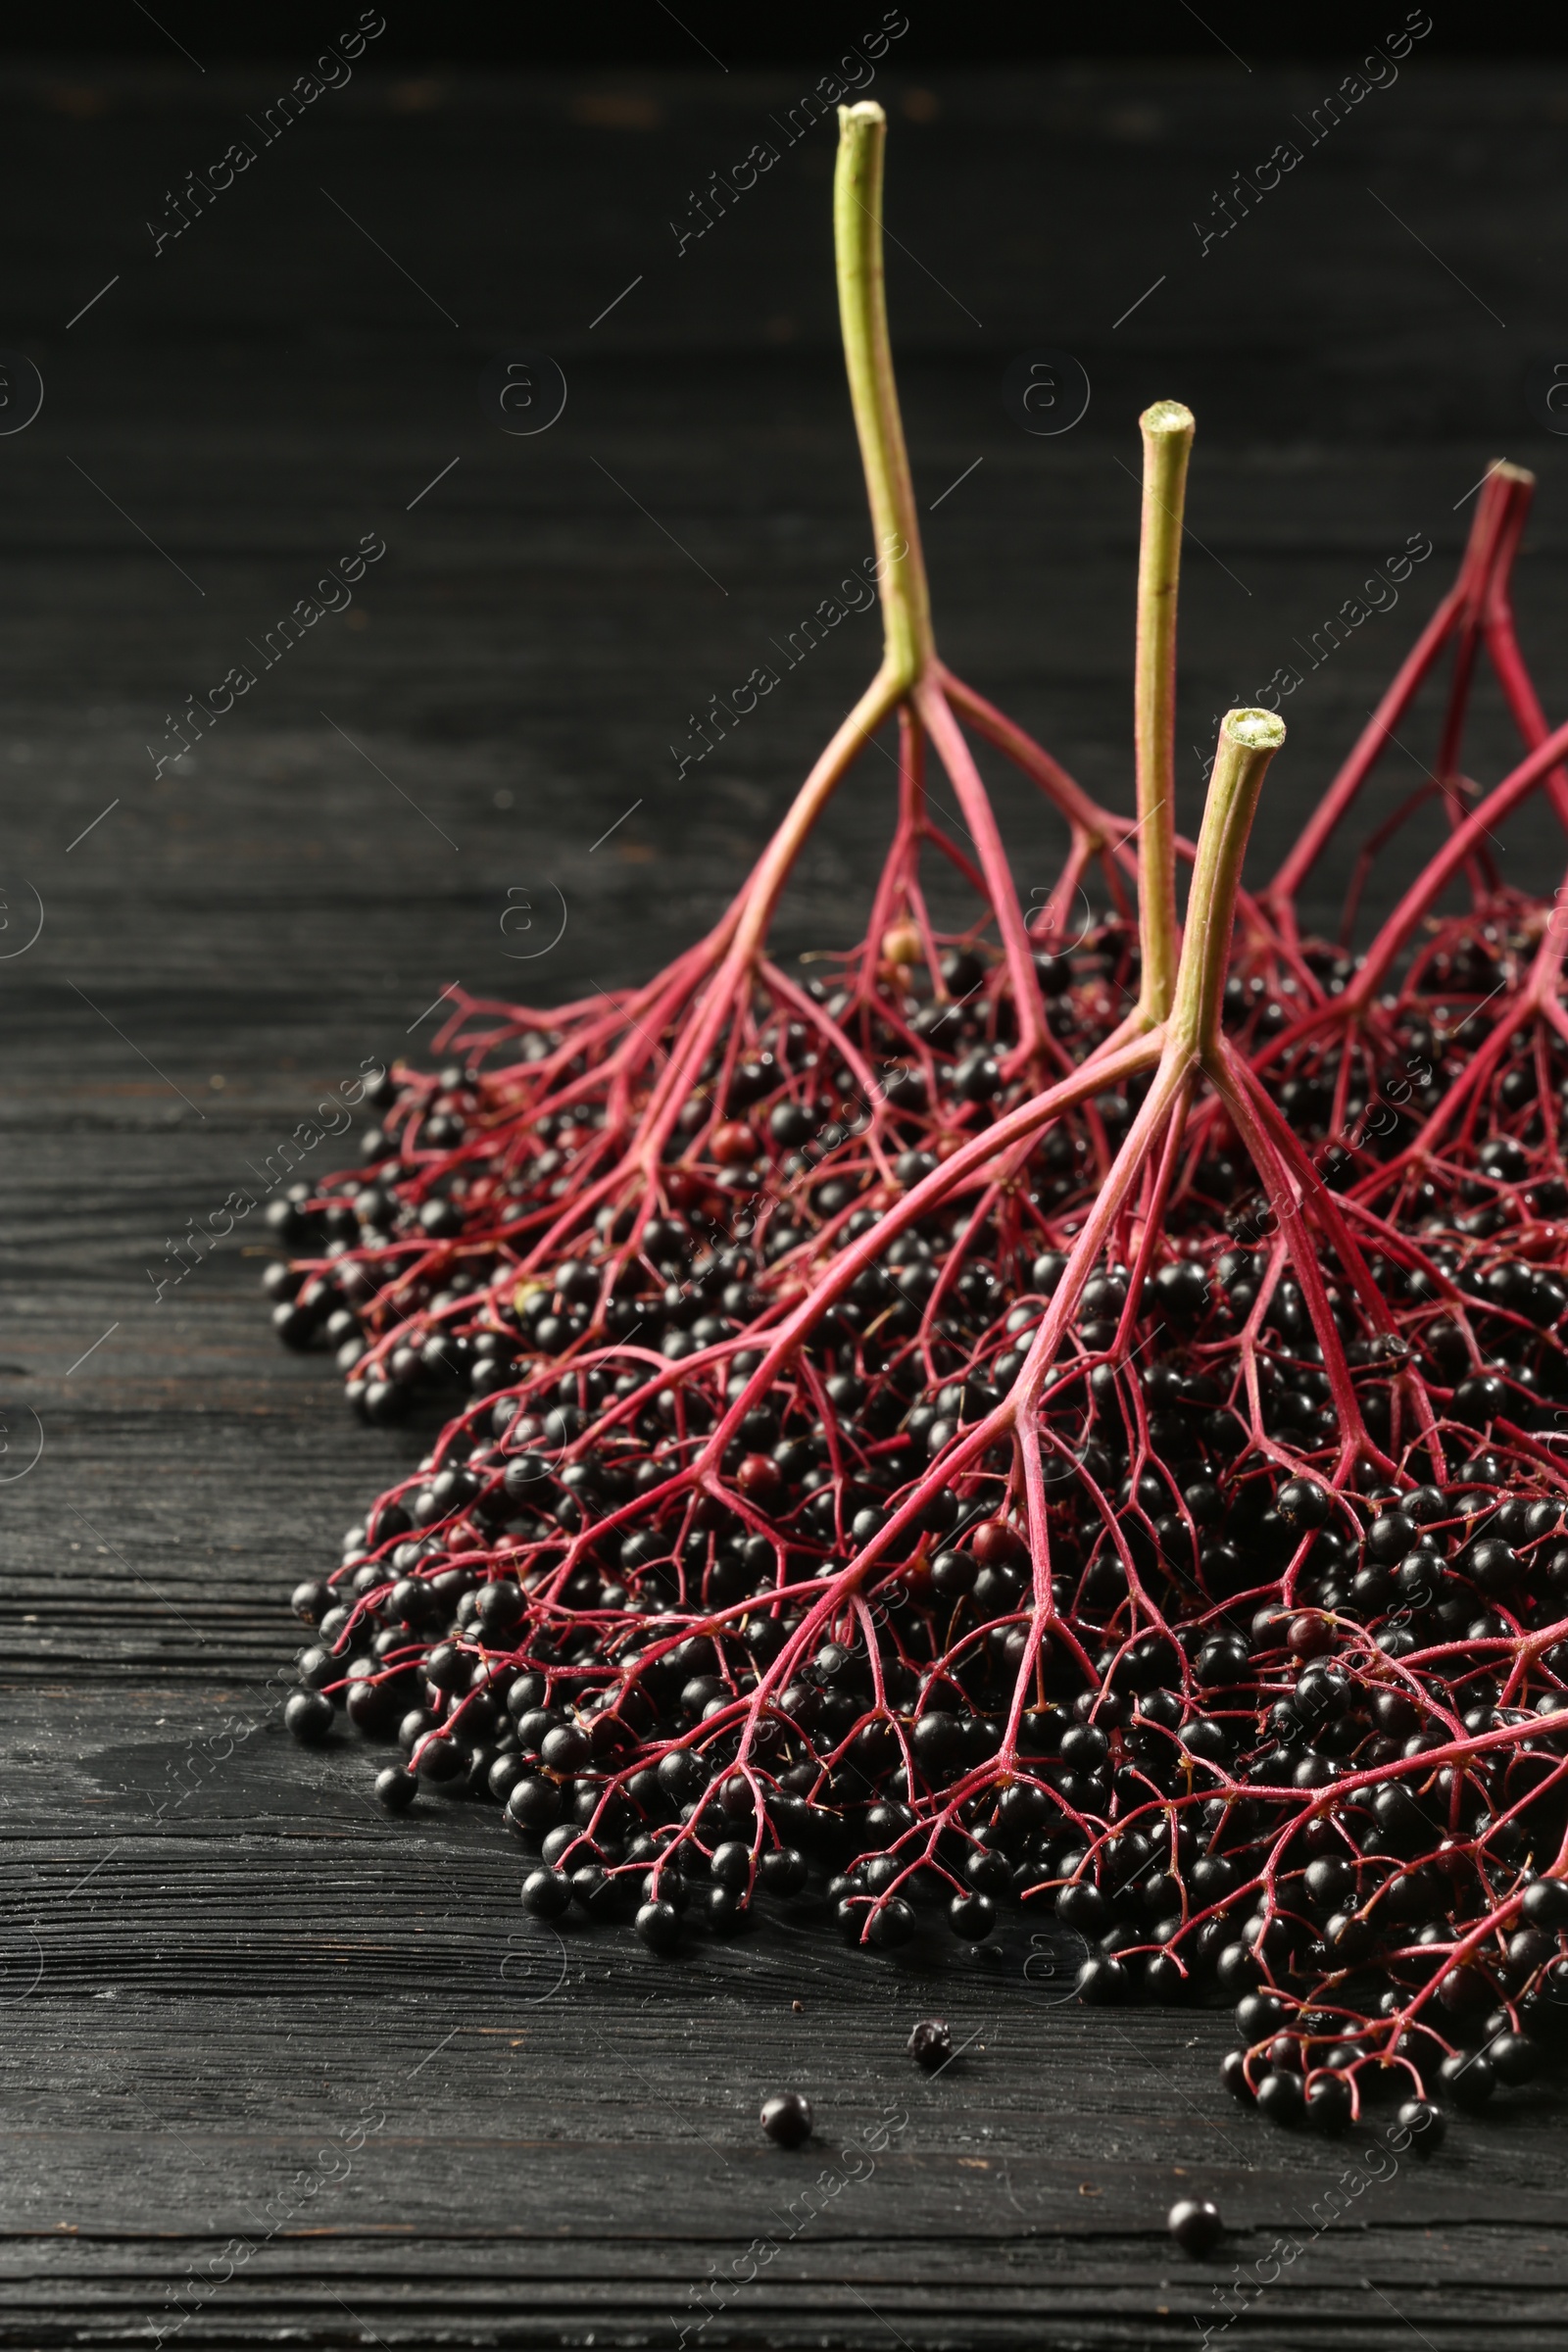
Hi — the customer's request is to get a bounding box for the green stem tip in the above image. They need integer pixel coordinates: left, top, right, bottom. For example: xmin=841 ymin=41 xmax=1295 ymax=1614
xmin=1171 ymin=707 xmax=1287 ymax=1057
xmin=1133 ymin=398 xmax=1196 ymax=1025
xmin=834 ymin=102 xmax=935 ymax=691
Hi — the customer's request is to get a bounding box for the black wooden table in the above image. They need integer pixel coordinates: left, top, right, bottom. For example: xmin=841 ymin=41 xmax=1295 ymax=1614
xmin=3 ymin=54 xmax=1568 ymax=2346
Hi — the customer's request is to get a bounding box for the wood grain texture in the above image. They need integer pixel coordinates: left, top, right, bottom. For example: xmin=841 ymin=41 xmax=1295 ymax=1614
xmin=2 ymin=58 xmax=1568 ymax=2347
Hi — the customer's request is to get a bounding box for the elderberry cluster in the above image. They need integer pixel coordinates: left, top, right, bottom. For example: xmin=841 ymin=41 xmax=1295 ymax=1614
xmin=269 ymin=893 xmax=1568 ymax=2141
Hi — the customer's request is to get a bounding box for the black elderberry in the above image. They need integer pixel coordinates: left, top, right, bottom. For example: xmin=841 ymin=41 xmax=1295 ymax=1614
xmin=1167 ymin=2196 xmax=1222 ymax=2256
xmin=568 ymin=1863 xmax=612 ymax=1918
xmin=758 ymin=1846 xmax=808 ymax=1896
xmin=949 ymin=1890 xmax=995 ymax=1939
xmin=1058 ymin=1882 xmax=1107 ymax=1932
xmin=1188 ymin=1854 xmax=1235 ymax=1903
xmin=1254 ymin=2069 xmax=1304 ymax=2127
xmin=634 ymin=1899 xmax=681 ymax=1953
xmin=1466 ymin=1539 xmax=1522 ymax=1595
xmin=1075 ymin=1955 xmax=1127 ymax=2004
xmin=1235 ymin=1990 xmax=1287 ymax=2040
xmin=1193 ymin=1636 xmax=1250 ymax=1688
xmin=710 ymin=1839 xmax=754 ymax=1888
xmin=1304 ymin=2074 xmax=1351 ymax=2132
xmin=760 ymin=2089 xmax=813 ymax=2146
xmin=295 ymin=1644 xmax=338 ymax=1693
xmin=1302 ymin=1856 xmax=1355 ymax=1913
xmin=965 ymin=1846 xmax=1011 ymax=1898
xmin=906 ymin=2017 xmax=954 ymax=2072
xmin=1367 ymin=1510 xmax=1417 ymax=1563
xmin=541 ymin=1723 xmax=592 ymax=1773
xmin=1219 ymin=2050 xmax=1253 ymax=2102
xmin=475 ymin=1579 xmax=526 ymax=1637
xmin=1521 ymin=1877 xmax=1568 ymax=1928
xmin=416 ymin=1737 xmax=466 ymax=1787
xmin=505 ymin=1778 xmax=562 ymax=1835
xmin=1438 ymin=2050 xmax=1495 ymax=2109
xmin=703 ymin=1885 xmax=752 ymax=1936
xmin=520 ymin=1866 xmax=572 ymax=1919
xmin=1396 ymin=2098 xmax=1445 ymax=2154
xmin=284 ymin=1690 xmax=334 ymax=1744
xmin=867 ymin=1897 xmax=915 ymax=1948
xmin=374 ymin=1764 xmax=417 ymax=1812
xmin=1060 ymin=1722 xmax=1109 ymax=1768
xmin=1488 ymin=2030 xmax=1541 ymax=2085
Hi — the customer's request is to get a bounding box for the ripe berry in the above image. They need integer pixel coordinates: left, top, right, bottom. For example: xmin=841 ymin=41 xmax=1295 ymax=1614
xmin=1167 ymin=2197 xmax=1222 ymax=2256
xmin=284 ymin=1690 xmax=334 ymax=1744
xmin=1438 ymin=2050 xmax=1494 ymax=2109
xmin=520 ymin=1867 xmax=572 ymax=1920
xmin=1219 ymin=2051 xmax=1253 ymax=2103
xmin=1075 ymin=1956 xmax=1127 ymax=2004
xmin=374 ymin=1764 xmax=417 ymax=1812
xmin=1304 ymin=2074 xmax=1351 ymax=2132
xmin=1255 ymin=2070 xmax=1305 ymax=2127
xmin=758 ymin=1846 xmax=808 ymax=1896
xmin=1277 ymin=1478 xmax=1329 ymax=1530
xmin=948 ymin=1890 xmax=996 ymax=1940
xmin=760 ymin=2090 xmax=813 ymax=2146
xmin=1488 ymin=2031 xmax=1540 ymax=2085
xmin=634 ymin=1899 xmax=681 ymax=1953
xmin=867 ymin=1897 xmax=915 ymax=1948
xmin=1396 ymin=2098 xmax=1445 ymax=2154
xmin=416 ymin=1737 xmax=466 ymax=1786
xmin=906 ymin=2018 xmax=954 ymax=2072
xmin=1521 ymin=1878 xmax=1568 ymax=1929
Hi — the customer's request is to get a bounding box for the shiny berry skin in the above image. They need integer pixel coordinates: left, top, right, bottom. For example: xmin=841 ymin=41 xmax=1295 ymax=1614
xmin=711 ymin=1120 xmax=759 ymax=1166
xmin=948 ymin=1890 xmax=996 ymax=1940
xmin=1276 ymin=1479 xmax=1329 ymax=1530
xmin=1489 ymin=2030 xmax=1541 ymax=2085
xmin=758 ymin=1846 xmax=808 ymax=1897
xmin=710 ymin=1839 xmax=754 ymax=1888
xmin=760 ymin=2090 xmax=813 ymax=2146
xmin=1396 ymin=2097 xmax=1445 ymax=2154
xmin=1521 ymin=1878 xmax=1568 ymax=1929
xmin=373 ymin=1764 xmax=417 ymax=1812
xmin=284 ymin=1690 xmax=333 ymax=1744
xmin=1255 ymin=2069 xmax=1304 ymax=2127
xmin=867 ymin=1897 xmax=915 ymax=1948
xmin=1439 ymin=2050 xmax=1494 ymax=2109
xmin=703 ymin=1885 xmax=751 ymax=1936
xmin=1075 ymin=1956 xmax=1127 ymax=2004
xmin=1219 ymin=2050 xmax=1253 ymax=2103
xmin=541 ymin=1723 xmax=592 ymax=1773
xmin=416 ymin=1736 xmax=466 ymax=1786
xmin=520 ymin=1866 xmax=572 ymax=1920
xmin=1304 ymin=2074 xmax=1351 ymax=2132
xmin=906 ymin=2018 xmax=953 ymax=2073
xmin=505 ymin=1776 xmax=564 ymax=1834
xmin=1167 ymin=2197 xmax=1222 ymax=2256
xmin=634 ymin=1899 xmax=681 ymax=1953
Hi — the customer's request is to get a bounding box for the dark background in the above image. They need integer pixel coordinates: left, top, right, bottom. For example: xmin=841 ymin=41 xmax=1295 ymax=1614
xmin=3 ymin=11 xmax=1568 ymax=2347
xmin=11 ymin=5 xmax=1565 ymax=60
